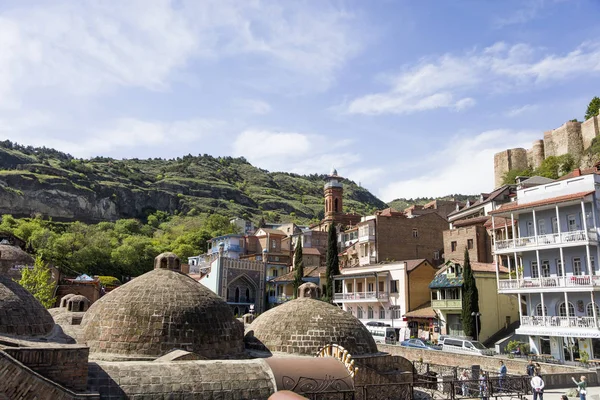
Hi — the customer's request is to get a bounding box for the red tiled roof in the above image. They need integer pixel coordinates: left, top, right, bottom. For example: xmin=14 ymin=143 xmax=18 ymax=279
xmin=452 ymin=216 xmax=490 ymax=227
xmin=255 ymin=228 xmax=287 ymax=236
xmin=490 ymin=191 xmax=595 ymax=215
xmin=483 ymin=216 xmax=513 ymax=228
xmin=405 ymin=259 xmax=428 ymax=271
xmin=437 ymin=260 xmax=509 ymax=275
xmin=405 ymin=302 xmax=437 ymax=319
xmin=377 ymin=207 xmax=405 ymax=217
xmin=271 ymin=266 xmax=320 ymax=283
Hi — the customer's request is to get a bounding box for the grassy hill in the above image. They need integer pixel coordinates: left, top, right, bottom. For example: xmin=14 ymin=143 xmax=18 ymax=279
xmin=387 ymin=194 xmax=478 ymax=212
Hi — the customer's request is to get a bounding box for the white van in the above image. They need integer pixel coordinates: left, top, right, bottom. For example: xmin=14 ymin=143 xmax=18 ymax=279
xmin=442 ymin=338 xmax=495 ymax=356
xmin=367 ymin=326 xmax=396 ymax=344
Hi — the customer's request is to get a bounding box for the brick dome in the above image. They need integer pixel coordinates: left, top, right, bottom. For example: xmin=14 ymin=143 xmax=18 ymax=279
xmin=0 ymin=275 xmax=54 ymax=337
xmin=0 ymin=244 xmax=35 ymax=274
xmin=247 ymin=298 xmax=378 ymax=356
xmin=80 ymin=254 xmax=244 ymax=360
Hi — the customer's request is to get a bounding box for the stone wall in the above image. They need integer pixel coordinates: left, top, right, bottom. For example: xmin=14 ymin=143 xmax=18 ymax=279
xmin=544 ymin=121 xmax=584 ymax=159
xmin=378 ymin=345 xmax=586 ymax=375
xmin=3 ymin=346 xmax=90 ymax=392
xmin=354 ymin=354 xmax=414 ymax=385
xmin=0 ymin=351 xmax=98 ymax=399
xmin=527 ymin=140 xmax=545 ymax=170
xmin=494 ymin=148 xmax=528 ymax=189
xmin=582 ymin=116 xmax=600 ymax=150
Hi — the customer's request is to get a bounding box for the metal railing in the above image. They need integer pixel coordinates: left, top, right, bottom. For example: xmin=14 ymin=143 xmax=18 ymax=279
xmin=498 ymin=275 xmax=600 ymax=290
xmin=432 ymin=299 xmax=463 ymax=309
xmin=521 ymin=315 xmax=597 ymax=328
xmin=333 ymin=292 xmax=389 ymax=301
xmin=495 ymin=229 xmax=593 ymax=251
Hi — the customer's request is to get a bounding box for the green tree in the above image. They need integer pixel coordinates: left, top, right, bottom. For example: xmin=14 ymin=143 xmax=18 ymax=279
xmin=292 ymin=237 xmax=304 ymax=297
xmin=585 ymin=96 xmax=600 ymax=120
xmin=18 ymin=257 xmax=56 ymax=308
xmin=502 ymin=168 xmax=533 ymax=185
xmin=324 ymin=224 xmax=340 ymax=302
xmin=460 ymin=248 xmax=480 ymax=339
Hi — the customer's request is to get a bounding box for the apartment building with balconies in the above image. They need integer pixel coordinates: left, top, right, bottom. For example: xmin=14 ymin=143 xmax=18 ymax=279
xmin=333 ymin=259 xmax=436 ymax=338
xmin=490 ymin=172 xmax=600 ymax=361
xmin=429 ymin=261 xmax=518 ymax=343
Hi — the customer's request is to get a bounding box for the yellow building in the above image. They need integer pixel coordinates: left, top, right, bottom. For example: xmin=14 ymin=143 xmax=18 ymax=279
xmin=430 ymin=260 xmax=519 ymax=343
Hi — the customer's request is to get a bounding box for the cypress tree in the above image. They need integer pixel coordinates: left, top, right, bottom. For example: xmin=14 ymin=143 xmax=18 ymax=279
xmin=293 ymin=237 xmax=304 ymax=297
xmin=460 ymin=248 xmax=480 ymax=339
xmin=325 ymin=223 xmax=340 ymax=302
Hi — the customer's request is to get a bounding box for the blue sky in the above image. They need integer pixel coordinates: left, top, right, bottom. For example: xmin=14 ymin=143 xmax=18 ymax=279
xmin=1 ymin=0 xmax=600 ymax=202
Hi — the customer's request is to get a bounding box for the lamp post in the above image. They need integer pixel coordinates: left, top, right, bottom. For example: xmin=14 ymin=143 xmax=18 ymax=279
xmin=471 ymin=312 xmax=482 ymax=341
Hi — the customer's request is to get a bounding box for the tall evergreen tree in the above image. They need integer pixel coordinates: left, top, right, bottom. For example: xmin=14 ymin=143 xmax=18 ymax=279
xmin=460 ymin=248 xmax=480 ymax=339
xmin=585 ymin=96 xmax=600 ymax=121
xmin=293 ymin=237 xmax=304 ymax=297
xmin=325 ymin=223 xmax=340 ymax=302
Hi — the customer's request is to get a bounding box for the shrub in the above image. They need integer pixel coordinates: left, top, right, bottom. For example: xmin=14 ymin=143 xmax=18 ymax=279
xmin=98 ymin=276 xmax=122 ymax=287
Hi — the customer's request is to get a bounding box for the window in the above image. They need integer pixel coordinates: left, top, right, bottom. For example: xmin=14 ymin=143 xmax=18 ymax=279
xmin=467 ymin=239 xmax=474 ymax=250
xmin=346 ymin=283 xmax=353 ymax=293
xmin=541 ymin=260 xmax=550 ymax=278
xmin=451 ymin=241 xmax=457 ymax=252
xmin=367 ymin=283 xmax=374 ymax=292
xmin=556 ymin=259 xmax=564 ymax=277
xmin=536 ymin=303 xmax=547 ymax=316
xmin=527 ymin=221 xmax=534 ymax=237
xmin=379 ymin=306 xmax=385 ymax=319
xmin=531 ymin=261 xmax=539 ymax=278
xmin=568 ymin=215 xmax=577 ymax=232
xmin=390 ymin=280 xmax=399 ymax=293
xmin=391 ymin=308 xmax=402 ymax=319
xmin=552 ymin=217 xmax=558 ymax=233
xmin=573 ymin=258 xmax=583 ymax=276
xmin=587 ymin=303 xmax=599 ymax=317
xmin=272 ymin=240 xmax=276 ymax=248
xmin=538 ymin=219 xmax=546 ymax=235
xmin=412 ymin=229 xmax=418 ymax=238
xmin=367 ymin=306 xmax=374 ymax=319
xmin=433 ymin=251 xmax=440 ymax=260
xmin=357 ymin=306 xmax=363 ymax=319
xmin=592 ymin=256 xmax=596 ymax=275
xmin=378 ymin=281 xmax=384 ymax=292
xmin=357 ymin=282 xmax=363 ymax=292
xmin=558 ymin=302 xmax=575 ymax=317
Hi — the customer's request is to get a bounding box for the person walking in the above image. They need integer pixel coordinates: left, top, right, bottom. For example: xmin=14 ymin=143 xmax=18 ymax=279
xmin=572 ymin=375 xmax=587 ymax=400
xmin=459 ymin=369 xmax=469 ymax=396
xmin=479 ymin=371 xmax=489 ymax=400
xmin=526 ymin=360 xmax=536 ymax=376
xmin=531 ymin=373 xmax=545 ymax=400
xmin=498 ymin=360 xmax=507 ymax=391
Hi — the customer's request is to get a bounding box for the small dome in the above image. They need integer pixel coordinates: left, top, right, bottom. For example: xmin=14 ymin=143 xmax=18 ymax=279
xmin=0 ymin=275 xmax=54 ymax=337
xmin=154 ymin=252 xmax=181 ymax=271
xmin=247 ymin=298 xmax=378 ymax=356
xmin=0 ymin=244 xmax=34 ymax=274
xmin=80 ymin=268 xmax=244 ymax=360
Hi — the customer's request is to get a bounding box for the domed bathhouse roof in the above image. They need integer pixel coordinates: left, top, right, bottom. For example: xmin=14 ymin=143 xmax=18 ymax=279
xmin=0 ymin=244 xmax=35 ymax=274
xmin=0 ymin=275 xmax=55 ymax=337
xmin=80 ymin=252 xmax=244 ymax=360
xmin=246 ymin=297 xmax=378 ymax=356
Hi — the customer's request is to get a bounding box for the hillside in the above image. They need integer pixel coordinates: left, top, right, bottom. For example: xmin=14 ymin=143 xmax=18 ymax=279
xmin=0 ymin=141 xmax=387 ymax=224
xmin=387 ymin=194 xmax=478 ymax=212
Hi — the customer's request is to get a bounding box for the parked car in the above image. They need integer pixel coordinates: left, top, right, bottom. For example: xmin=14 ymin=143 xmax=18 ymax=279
xmin=366 ymin=321 xmax=386 ymax=327
xmin=399 ymin=338 xmax=441 ymax=350
xmin=441 ymin=338 xmax=496 ymax=356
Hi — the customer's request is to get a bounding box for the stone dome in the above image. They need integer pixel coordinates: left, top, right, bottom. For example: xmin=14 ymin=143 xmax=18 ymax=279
xmin=0 ymin=244 xmax=34 ymax=274
xmin=247 ymin=298 xmax=378 ymax=356
xmin=0 ymin=275 xmax=54 ymax=337
xmin=80 ymin=254 xmax=244 ymax=360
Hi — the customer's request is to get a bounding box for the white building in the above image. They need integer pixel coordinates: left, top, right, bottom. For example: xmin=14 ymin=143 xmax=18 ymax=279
xmin=491 ymin=172 xmax=600 ymax=362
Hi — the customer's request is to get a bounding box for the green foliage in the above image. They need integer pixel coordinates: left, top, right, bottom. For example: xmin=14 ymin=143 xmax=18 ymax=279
xmin=325 ymin=224 xmax=340 ymax=302
xmin=502 ymin=154 xmax=575 ymax=184
xmin=293 ymin=237 xmax=304 ymax=297
xmin=18 ymin=257 xmax=56 ymax=308
xmin=98 ymin=276 xmax=121 ymax=287
xmin=580 ymin=350 xmax=590 ymax=364
xmin=460 ymin=248 xmax=480 ymax=338
xmin=585 ymin=96 xmax=600 ymax=121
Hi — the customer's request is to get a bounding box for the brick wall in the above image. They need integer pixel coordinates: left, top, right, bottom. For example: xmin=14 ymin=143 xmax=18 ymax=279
xmin=0 ymin=351 xmax=98 ymax=399
xmin=443 ymin=225 xmax=490 ymax=263
xmin=376 ymin=213 xmax=446 ymax=265
xmin=4 ymin=346 xmax=90 ymax=392
xmin=54 ymin=283 xmax=100 ymax=307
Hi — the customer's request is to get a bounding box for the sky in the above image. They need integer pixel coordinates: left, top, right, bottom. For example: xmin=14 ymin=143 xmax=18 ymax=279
xmin=1 ymin=0 xmax=600 ymax=202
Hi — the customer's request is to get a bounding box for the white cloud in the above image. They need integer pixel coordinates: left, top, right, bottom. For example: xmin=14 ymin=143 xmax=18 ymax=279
xmin=378 ymin=129 xmax=540 ymax=201
xmin=347 ymin=41 xmax=600 ymax=115
xmin=505 ymin=104 xmax=539 ymax=117
xmin=232 ymin=129 xmax=359 ymax=175
xmin=493 ymin=0 xmax=546 ymax=28
xmin=233 ymin=99 xmax=272 ymax=115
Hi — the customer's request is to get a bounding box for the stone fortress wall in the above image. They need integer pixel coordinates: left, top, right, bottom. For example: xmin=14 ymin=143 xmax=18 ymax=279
xmin=494 ymin=116 xmax=600 ymax=188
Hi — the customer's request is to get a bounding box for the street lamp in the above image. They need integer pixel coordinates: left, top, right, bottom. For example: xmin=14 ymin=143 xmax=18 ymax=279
xmin=471 ymin=312 xmax=482 ymax=341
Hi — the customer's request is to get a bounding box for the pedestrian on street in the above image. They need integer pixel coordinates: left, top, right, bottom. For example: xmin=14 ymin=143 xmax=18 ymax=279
xmin=526 ymin=360 xmax=536 ymax=376
xmin=459 ymin=369 xmax=469 ymax=396
xmin=498 ymin=360 xmax=507 ymax=391
xmin=531 ymin=372 xmax=545 ymax=400
xmin=479 ymin=371 xmax=489 ymax=400
xmin=572 ymin=375 xmax=587 ymax=400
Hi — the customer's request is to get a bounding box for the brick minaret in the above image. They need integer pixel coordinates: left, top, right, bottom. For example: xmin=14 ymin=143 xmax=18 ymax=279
xmin=324 ymin=168 xmax=344 ymax=220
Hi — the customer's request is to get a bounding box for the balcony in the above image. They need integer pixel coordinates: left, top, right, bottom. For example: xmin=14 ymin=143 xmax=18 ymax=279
xmin=268 ymin=295 xmax=293 ymax=304
xmin=431 ymin=299 xmax=462 ymax=310
xmin=333 ymin=292 xmax=389 ymax=302
xmin=494 ymin=230 xmax=596 ymax=253
xmin=521 ymin=315 xmax=597 ymax=329
xmin=358 ymin=233 xmax=375 ymax=243
xmin=498 ymin=275 xmax=600 ymax=291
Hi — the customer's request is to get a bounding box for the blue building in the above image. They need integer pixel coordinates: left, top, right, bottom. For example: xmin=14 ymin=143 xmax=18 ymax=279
xmin=491 ymin=173 xmax=600 ymax=362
